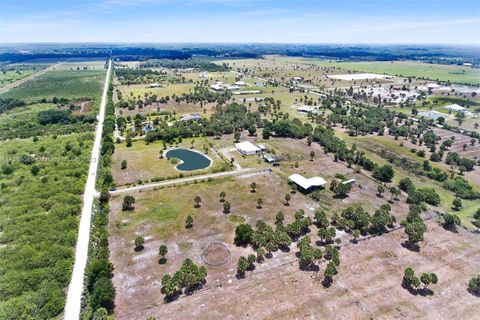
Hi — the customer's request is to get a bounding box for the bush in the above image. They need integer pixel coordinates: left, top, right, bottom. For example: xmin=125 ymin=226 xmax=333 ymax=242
xmin=90 ymin=277 xmax=115 ymax=312
xmin=373 ymin=164 xmax=395 ymax=182
xmin=234 ymin=224 xmax=254 ymax=246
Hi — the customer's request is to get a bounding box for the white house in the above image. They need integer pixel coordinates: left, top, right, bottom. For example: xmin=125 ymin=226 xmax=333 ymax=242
xmin=445 ymin=104 xmax=465 ymax=112
xmin=288 ymin=174 xmax=327 ymax=191
xmin=149 ymin=83 xmax=161 ymax=88
xmin=235 ymin=141 xmax=262 ymax=155
xmin=210 ymin=84 xmax=223 ymax=91
xmin=296 ymin=105 xmax=316 ymax=114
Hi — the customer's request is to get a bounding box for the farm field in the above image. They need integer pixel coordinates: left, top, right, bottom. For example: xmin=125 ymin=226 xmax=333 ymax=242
xmin=0 ymin=68 xmax=107 ymax=111
xmin=0 ymin=66 xmax=42 ymax=88
xmin=292 ymin=58 xmax=480 ymax=85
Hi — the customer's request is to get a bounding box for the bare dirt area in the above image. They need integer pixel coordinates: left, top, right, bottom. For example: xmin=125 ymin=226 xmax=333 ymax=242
xmin=115 ymin=219 xmax=480 ymax=320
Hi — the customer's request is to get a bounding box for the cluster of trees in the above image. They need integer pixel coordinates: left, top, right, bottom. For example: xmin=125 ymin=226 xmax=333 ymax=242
xmin=37 ymin=108 xmax=96 ymax=126
xmin=401 ymin=204 xmax=428 ymax=248
xmin=0 ymin=97 xmax=26 ymax=113
xmin=445 ymin=151 xmax=476 ymax=173
xmin=84 ymin=73 xmax=116 ymax=317
xmin=140 ymin=58 xmax=230 ymax=72
xmin=332 ymin=204 xmax=396 ymax=236
xmin=161 ymin=259 xmax=207 ymax=301
xmin=115 ymin=68 xmax=166 ymax=85
xmin=443 ymin=176 xmax=480 ymax=200
xmin=403 ymin=267 xmax=438 ymax=292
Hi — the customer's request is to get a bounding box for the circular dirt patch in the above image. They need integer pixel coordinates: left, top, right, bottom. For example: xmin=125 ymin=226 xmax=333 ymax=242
xmin=201 ymin=241 xmax=231 ymax=266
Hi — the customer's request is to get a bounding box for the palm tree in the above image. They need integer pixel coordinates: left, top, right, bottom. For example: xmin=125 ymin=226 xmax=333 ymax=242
xmin=256 ymin=198 xmax=263 ymax=209
xmin=219 ymin=191 xmax=226 ymax=202
xmin=159 ymin=245 xmax=168 ymax=263
xmin=284 ymin=193 xmax=291 ymax=206
xmin=194 ymin=195 xmax=202 ymax=208
xmin=186 ymin=215 xmax=193 ymax=228
xmin=309 ymin=150 xmax=315 ymax=161
xmin=134 ymin=236 xmax=145 ymax=251
xmin=250 ymin=182 xmax=257 ymax=193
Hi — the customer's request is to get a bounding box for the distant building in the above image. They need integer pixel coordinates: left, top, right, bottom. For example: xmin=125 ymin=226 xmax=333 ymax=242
xmin=296 ymin=105 xmax=316 ymax=114
xmin=226 ymin=85 xmax=240 ymax=90
xmin=210 ymin=84 xmax=223 ymax=91
xmin=142 ymin=123 xmax=155 ymax=132
xmin=263 ymin=154 xmax=281 ymax=164
xmin=180 ymin=113 xmax=202 ymax=122
xmin=445 ymin=104 xmax=465 ymax=112
xmin=149 ymin=83 xmax=161 ymax=88
xmin=288 ymin=174 xmax=327 ymax=192
xmin=342 ymin=178 xmax=356 ymax=185
xmin=199 ymin=71 xmax=208 ymax=78
xmin=235 ymin=141 xmax=262 ymax=155
xmin=235 ymin=81 xmax=247 ymax=86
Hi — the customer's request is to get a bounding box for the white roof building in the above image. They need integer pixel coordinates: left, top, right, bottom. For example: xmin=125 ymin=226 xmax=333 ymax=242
xmin=296 ymin=105 xmax=316 ymax=114
xmin=288 ymin=174 xmax=327 ymax=191
xmin=210 ymin=84 xmax=223 ymax=91
xmin=445 ymin=104 xmax=465 ymax=112
xmin=226 ymin=85 xmax=240 ymax=90
xmin=149 ymin=83 xmax=161 ymax=88
xmin=235 ymin=141 xmax=262 ymax=155
xmin=235 ymin=81 xmax=247 ymax=86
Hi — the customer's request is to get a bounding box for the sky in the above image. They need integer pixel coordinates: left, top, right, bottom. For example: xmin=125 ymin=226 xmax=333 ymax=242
xmin=0 ymin=0 xmax=479 ymax=44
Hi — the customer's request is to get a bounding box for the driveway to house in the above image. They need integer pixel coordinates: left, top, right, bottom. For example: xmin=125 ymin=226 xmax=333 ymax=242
xmin=110 ymin=167 xmax=267 ymax=195
xmin=64 ymin=60 xmax=111 ymax=320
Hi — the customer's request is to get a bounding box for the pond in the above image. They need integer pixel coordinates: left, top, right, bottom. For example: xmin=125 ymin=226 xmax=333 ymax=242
xmin=165 ymin=148 xmax=212 ymax=171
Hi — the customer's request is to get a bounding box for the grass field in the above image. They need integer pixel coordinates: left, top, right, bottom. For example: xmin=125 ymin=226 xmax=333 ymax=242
xmin=0 ymin=133 xmax=93 ymax=319
xmin=293 ymin=58 xmax=480 ymax=85
xmin=0 ymin=68 xmax=107 ymax=111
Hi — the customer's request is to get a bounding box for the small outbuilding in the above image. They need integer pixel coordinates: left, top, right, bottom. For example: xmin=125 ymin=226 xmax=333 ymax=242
xmin=288 ymin=174 xmax=327 ymax=192
xmin=210 ymin=84 xmax=223 ymax=91
xmin=296 ymin=105 xmax=316 ymax=114
xmin=180 ymin=113 xmax=202 ymax=122
xmin=445 ymin=104 xmax=465 ymax=112
xmin=235 ymin=141 xmax=262 ymax=155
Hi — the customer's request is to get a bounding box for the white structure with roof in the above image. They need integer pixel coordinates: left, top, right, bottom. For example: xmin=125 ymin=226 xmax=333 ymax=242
xmin=445 ymin=104 xmax=465 ymax=112
xmin=235 ymin=81 xmax=247 ymax=86
xmin=288 ymin=174 xmax=327 ymax=191
xmin=210 ymin=84 xmax=223 ymax=91
xmin=296 ymin=105 xmax=316 ymax=114
xmin=235 ymin=141 xmax=262 ymax=155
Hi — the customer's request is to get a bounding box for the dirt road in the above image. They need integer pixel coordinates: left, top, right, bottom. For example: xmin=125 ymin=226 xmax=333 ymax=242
xmin=64 ymin=60 xmax=111 ymax=320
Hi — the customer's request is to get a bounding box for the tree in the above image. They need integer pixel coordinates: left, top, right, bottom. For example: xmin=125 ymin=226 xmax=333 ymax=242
xmin=324 ymin=261 xmax=337 ymax=283
xmin=334 ymin=182 xmax=351 ymax=198
xmin=237 ymin=256 xmax=248 ymax=276
xmin=92 ymin=308 xmax=110 ymax=320
xmin=468 ymin=274 xmax=480 ymax=294
xmin=159 ymin=245 xmax=168 ymax=262
xmin=284 ymin=193 xmax=291 ymax=206
xmin=194 ymin=195 xmax=202 ymax=208
xmin=90 ymin=277 xmax=115 ymax=312
xmin=403 ymin=267 xmax=420 ymax=290
xmin=389 ymin=186 xmax=400 ymax=201
xmin=275 ymin=211 xmax=285 ymax=226
xmin=121 ymin=160 xmax=127 ymax=170
xmin=452 ymin=197 xmax=463 ymax=211
xmin=442 ymin=213 xmax=461 ymax=230
xmin=399 ymin=177 xmax=415 ymax=193
xmin=126 ymin=136 xmax=132 ymax=147
xmin=377 ymin=185 xmax=385 ymax=197
xmin=31 ymin=165 xmax=40 ymax=176
xmin=373 ymin=164 xmax=395 ymax=182
xmin=223 ymin=201 xmax=231 ymax=214
xmin=262 ymin=127 xmax=271 ymax=139
xmin=250 ymin=182 xmax=257 ymax=193
xmin=234 ymin=224 xmax=254 ymax=246
xmin=134 ymin=236 xmax=145 ymax=251
xmin=309 ymin=150 xmax=315 ymax=161
xmin=185 ymin=215 xmax=193 ymax=228
xmin=256 ymin=248 xmax=265 ymax=262
xmin=403 ymin=218 xmax=427 ymax=246
xmin=256 ymin=198 xmax=263 ymax=209
xmin=352 ymin=229 xmax=361 ymax=243
xmin=248 ymin=125 xmax=257 ymax=136
xmin=314 ymin=210 xmax=329 ymax=229
xmin=122 ymin=195 xmax=135 ymax=211
xmin=219 ymin=191 xmax=226 ymax=202
xmin=420 ymin=272 xmax=438 ymax=289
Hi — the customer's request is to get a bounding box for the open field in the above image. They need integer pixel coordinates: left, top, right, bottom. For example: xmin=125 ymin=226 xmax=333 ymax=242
xmin=120 ymin=218 xmax=480 ymax=320
xmin=292 ymin=58 xmax=480 ymax=85
xmin=0 ymin=65 xmax=45 ymax=88
xmin=0 ymin=134 xmax=93 ymax=319
xmin=112 ymin=138 xmax=231 ymax=186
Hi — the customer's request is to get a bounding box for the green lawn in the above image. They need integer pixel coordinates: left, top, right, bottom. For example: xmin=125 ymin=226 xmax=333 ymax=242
xmin=292 ymin=58 xmax=480 ymax=85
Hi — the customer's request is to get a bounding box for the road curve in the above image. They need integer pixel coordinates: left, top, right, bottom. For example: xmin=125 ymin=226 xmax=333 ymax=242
xmin=64 ymin=60 xmax=111 ymax=319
